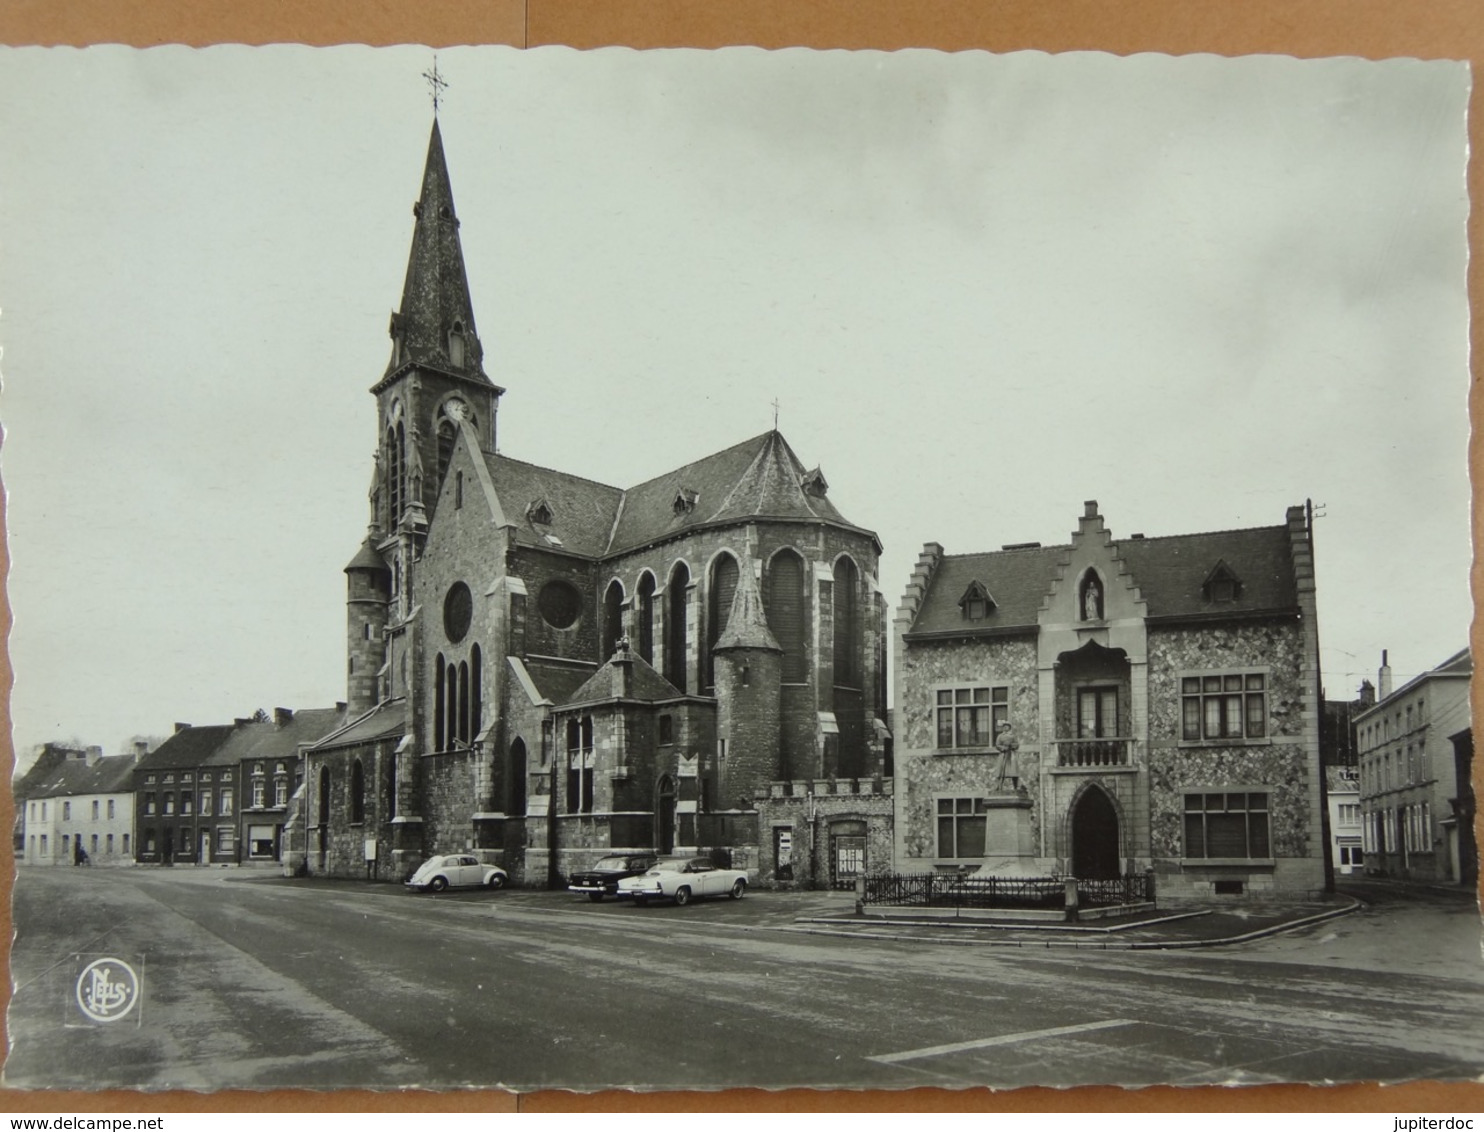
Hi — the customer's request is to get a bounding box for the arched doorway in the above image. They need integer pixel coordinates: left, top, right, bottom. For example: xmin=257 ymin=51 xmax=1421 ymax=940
xmin=655 ymin=775 xmax=676 ymax=854
xmin=1070 ymin=786 xmax=1120 ymax=880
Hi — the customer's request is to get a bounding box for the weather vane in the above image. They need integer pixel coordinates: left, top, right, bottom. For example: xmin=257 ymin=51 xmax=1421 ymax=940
xmin=771 ymin=397 xmax=780 ymax=430
xmin=423 ymin=56 xmax=448 ymax=116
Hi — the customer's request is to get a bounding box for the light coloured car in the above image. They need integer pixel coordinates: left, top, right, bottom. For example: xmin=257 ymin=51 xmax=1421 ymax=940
xmin=405 ymin=853 xmax=507 ymax=893
xmin=615 ymin=856 xmax=749 ymax=906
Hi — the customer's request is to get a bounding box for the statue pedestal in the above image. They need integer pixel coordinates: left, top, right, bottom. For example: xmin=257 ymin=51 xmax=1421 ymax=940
xmin=981 ymin=791 xmax=1037 ymax=865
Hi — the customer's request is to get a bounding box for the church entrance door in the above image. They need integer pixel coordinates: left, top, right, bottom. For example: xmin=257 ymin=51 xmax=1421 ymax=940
xmin=1070 ymin=786 xmax=1120 ymax=880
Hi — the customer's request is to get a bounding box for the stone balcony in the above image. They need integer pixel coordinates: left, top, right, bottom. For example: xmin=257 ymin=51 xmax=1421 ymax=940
xmin=1053 ymin=737 xmax=1135 ymax=769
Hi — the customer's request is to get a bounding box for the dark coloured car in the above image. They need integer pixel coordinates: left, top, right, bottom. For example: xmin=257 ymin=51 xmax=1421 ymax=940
xmin=567 ymin=853 xmax=659 ymax=902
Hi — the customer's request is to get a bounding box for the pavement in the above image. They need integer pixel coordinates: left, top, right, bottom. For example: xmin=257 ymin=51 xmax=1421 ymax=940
xmin=217 ymin=866 xmax=1421 ymax=950
xmin=9 ymin=865 xmax=1483 ymax=1091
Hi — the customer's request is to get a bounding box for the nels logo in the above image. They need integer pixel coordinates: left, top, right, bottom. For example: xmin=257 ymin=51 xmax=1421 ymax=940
xmin=74 ymin=957 xmax=141 ymax=1024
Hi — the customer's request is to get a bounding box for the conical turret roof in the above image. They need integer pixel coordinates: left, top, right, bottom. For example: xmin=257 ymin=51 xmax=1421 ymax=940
xmin=383 ymin=120 xmax=493 ymax=386
xmin=714 ymin=563 xmax=781 ymax=652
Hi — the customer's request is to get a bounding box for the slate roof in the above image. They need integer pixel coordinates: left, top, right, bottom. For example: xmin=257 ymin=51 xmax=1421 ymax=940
xmin=378 ymin=120 xmax=496 ymax=390
xmin=1325 ymin=766 xmax=1360 ymax=793
xmin=479 ymin=430 xmax=874 ymax=564
xmin=211 ymin=707 xmax=349 ymax=767
xmin=523 ymin=663 xmax=602 ymax=708
xmin=606 ymin=431 xmax=860 ymax=556
xmin=13 ymin=745 xmax=83 ymax=799
xmin=29 ymin=755 xmax=139 ymax=799
xmin=483 ymin=455 xmax=623 ymax=559
xmin=134 ymin=725 xmax=238 ymax=773
xmin=908 ymin=523 xmax=1299 ymax=636
xmin=564 ymin=652 xmax=685 ymax=708
xmin=310 ymin=699 xmax=408 ymax=753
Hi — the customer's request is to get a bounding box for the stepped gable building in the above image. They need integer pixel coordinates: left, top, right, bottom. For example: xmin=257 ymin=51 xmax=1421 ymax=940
xmin=20 ymin=747 xmax=140 ymax=867
xmin=893 ymin=500 xmax=1327 ymax=900
xmin=305 ymin=120 xmax=889 ymax=886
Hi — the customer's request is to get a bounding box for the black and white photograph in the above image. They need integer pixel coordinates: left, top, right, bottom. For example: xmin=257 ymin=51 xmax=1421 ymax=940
xmin=1 ymin=43 xmax=1477 ymax=1095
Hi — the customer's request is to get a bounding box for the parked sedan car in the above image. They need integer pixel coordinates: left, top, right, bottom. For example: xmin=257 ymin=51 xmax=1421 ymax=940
xmin=405 ymin=854 xmax=507 ymax=893
xmin=567 ymin=853 xmax=659 ymax=902
xmin=615 ymin=856 xmax=749 ymax=906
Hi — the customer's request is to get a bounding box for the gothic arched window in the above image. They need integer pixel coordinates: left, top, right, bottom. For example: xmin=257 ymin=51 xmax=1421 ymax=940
xmin=706 ymin=553 xmax=739 ymax=692
xmin=767 ymin=550 xmax=808 ymax=684
xmin=665 ymin=562 xmax=691 ymax=691
xmin=833 ymin=556 xmax=860 ymax=688
xmin=602 ymin=580 xmax=625 ymax=661
xmin=434 ymin=654 xmax=446 ymax=751
xmin=350 ymin=760 xmax=365 ymax=824
xmin=636 ymin=573 xmax=657 ymax=664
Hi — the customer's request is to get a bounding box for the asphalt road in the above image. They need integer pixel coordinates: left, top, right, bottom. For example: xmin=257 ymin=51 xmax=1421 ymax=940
xmin=6 ymin=867 xmax=1482 ymax=1092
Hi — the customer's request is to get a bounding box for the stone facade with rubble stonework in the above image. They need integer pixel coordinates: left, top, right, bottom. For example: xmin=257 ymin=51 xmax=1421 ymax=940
xmin=894 ymin=501 xmax=1326 ymax=900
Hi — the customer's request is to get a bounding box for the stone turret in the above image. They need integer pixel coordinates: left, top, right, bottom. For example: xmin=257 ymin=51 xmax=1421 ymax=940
xmin=345 ymin=537 xmax=391 ymax=714
xmin=713 ymin=563 xmax=783 ymax=801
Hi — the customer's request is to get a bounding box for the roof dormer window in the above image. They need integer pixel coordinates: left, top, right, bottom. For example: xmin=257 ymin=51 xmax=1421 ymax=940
xmin=673 ymin=488 xmax=699 ymax=516
xmin=1202 ymin=560 xmax=1243 ymax=604
xmin=801 ymin=467 xmax=829 ymax=498
xmin=958 ymin=580 xmax=996 ymax=621
xmin=448 ymin=321 xmax=466 ymax=368
xmin=527 ymin=499 xmax=553 ymax=525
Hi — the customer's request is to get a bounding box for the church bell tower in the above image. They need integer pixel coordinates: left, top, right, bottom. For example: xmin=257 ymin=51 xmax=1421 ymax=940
xmin=347 ymin=117 xmax=504 ymax=710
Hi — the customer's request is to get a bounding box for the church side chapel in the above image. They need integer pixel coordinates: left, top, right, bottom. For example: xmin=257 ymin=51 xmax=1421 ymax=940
xmin=892 ymin=500 xmax=1327 ymax=900
xmin=299 ymin=117 xmax=890 ymax=886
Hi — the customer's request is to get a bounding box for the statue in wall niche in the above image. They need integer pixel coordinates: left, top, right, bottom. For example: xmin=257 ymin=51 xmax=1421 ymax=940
xmin=992 ymin=720 xmax=1021 ymax=794
xmin=1082 ymin=576 xmax=1103 ymax=621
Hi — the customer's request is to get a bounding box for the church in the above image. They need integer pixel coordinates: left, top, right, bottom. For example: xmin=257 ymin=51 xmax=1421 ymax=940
xmin=297 ymin=120 xmax=891 ymax=887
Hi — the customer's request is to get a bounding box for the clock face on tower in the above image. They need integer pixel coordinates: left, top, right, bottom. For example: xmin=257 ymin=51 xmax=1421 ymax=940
xmin=444 ymin=398 xmax=469 ymax=422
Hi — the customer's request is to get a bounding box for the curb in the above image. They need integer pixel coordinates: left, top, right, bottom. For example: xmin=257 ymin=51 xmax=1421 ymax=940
xmin=781 ymin=895 xmax=1365 ymax=951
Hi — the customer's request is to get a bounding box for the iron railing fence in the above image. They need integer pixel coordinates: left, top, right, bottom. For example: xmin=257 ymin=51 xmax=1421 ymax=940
xmin=1075 ymin=872 xmax=1154 ymax=906
xmin=862 ymin=870 xmax=1154 ymax=911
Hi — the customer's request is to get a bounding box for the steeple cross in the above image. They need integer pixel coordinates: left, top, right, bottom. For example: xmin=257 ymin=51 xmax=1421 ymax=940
xmin=771 ymin=397 xmax=780 ymax=430
xmin=423 ymin=56 xmax=448 ymax=116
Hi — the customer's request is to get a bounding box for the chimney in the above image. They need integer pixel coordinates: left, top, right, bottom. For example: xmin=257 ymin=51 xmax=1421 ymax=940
xmin=1358 ymin=679 xmax=1376 ymax=708
xmin=174 ymin=722 xmax=191 ymax=734
xmin=1083 ymin=500 xmax=1099 ymax=518
xmin=336 ymin=701 xmax=347 ymax=714
xmin=274 ymin=708 xmax=294 ymax=727
xmin=85 ymin=745 xmax=103 ymax=767
xmin=134 ymin=740 xmax=150 ymax=757
xmin=1379 ymin=650 xmax=1393 ymax=700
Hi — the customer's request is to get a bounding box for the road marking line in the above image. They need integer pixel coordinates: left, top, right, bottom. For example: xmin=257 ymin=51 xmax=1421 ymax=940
xmin=867 ymin=1018 xmax=1139 ymax=1064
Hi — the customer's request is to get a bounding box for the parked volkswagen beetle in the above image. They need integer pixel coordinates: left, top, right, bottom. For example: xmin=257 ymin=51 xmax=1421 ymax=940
xmin=405 ymin=854 xmax=508 ymax=893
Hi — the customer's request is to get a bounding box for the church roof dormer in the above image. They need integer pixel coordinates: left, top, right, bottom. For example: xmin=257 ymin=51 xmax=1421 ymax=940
xmin=381 ymin=120 xmax=495 ymax=389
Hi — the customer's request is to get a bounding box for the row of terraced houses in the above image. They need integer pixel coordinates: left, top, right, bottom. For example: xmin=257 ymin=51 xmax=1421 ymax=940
xmin=15 ymin=117 xmax=1471 ymax=899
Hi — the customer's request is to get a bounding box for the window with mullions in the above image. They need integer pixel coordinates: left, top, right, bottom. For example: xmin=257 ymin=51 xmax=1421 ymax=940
xmin=1181 ymin=672 xmax=1266 ymax=741
xmin=1183 ymin=792 xmax=1270 ymax=859
xmin=936 ymin=797 xmax=988 ymax=858
xmin=935 ymin=686 xmax=1008 ymax=749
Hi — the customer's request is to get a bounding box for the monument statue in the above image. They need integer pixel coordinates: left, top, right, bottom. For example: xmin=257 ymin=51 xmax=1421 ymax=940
xmin=992 ymin=719 xmax=1020 ymax=793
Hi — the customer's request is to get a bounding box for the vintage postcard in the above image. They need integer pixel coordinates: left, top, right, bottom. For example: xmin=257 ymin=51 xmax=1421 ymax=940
xmin=2 ymin=44 xmax=1476 ymax=1093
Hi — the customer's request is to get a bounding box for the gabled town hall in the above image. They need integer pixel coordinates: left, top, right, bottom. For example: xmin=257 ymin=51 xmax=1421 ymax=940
xmin=297 ymin=120 xmax=891 ymax=886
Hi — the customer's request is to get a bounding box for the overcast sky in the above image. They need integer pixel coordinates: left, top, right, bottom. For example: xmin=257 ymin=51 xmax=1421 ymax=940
xmin=0 ymin=45 xmax=1471 ymax=760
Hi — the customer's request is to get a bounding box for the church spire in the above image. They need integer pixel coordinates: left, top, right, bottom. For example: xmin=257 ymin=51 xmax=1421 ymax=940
xmin=385 ymin=119 xmax=491 ymax=385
